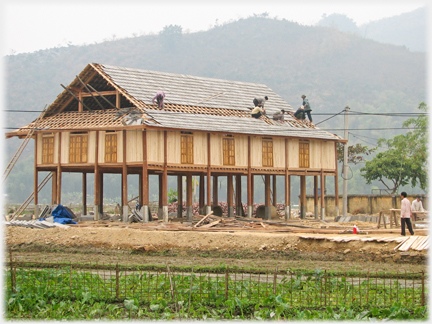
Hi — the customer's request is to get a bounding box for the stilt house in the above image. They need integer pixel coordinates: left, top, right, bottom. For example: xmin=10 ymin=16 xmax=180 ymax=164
xmin=6 ymin=63 xmax=344 ymax=221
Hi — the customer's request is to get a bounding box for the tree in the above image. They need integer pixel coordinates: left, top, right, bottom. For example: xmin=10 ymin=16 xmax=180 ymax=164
xmin=360 ymin=103 xmax=428 ymax=193
xmin=159 ymin=24 xmax=183 ymax=51
xmin=336 ymin=143 xmax=376 ymax=165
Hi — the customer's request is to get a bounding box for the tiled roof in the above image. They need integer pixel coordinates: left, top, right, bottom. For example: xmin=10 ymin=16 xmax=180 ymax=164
xmin=145 ymin=110 xmax=339 ymax=140
xmin=7 ymin=63 xmax=342 ymax=141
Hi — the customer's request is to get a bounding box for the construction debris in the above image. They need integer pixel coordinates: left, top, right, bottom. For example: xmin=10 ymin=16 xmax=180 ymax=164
xmin=5 ymin=220 xmax=70 ymax=229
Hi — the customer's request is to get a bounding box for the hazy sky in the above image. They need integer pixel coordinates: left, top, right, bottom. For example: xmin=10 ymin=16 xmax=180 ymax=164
xmin=1 ymin=0 xmax=426 ymax=55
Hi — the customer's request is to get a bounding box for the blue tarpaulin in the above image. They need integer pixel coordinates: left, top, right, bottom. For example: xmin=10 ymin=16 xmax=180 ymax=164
xmin=51 ymin=205 xmax=77 ymax=224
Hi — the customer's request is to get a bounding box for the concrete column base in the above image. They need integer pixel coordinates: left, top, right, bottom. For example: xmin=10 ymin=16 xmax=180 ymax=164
xmin=228 ymin=207 xmax=234 ymax=217
xmin=162 ymin=206 xmax=168 ymax=223
xmin=264 ymin=206 xmax=271 ymax=220
xmin=34 ymin=205 xmax=39 ymax=220
xmin=186 ymin=206 xmax=193 ymax=221
xmin=284 ymin=206 xmax=291 ymax=220
xmin=141 ymin=205 xmax=149 ymax=223
xmin=206 ymin=205 xmax=212 ymax=215
xmin=122 ymin=206 xmax=129 ymax=223
xmin=321 ymin=207 xmax=325 ymax=220
xmin=314 ymin=205 xmax=319 ymax=220
xmin=335 ymin=206 xmax=340 ymax=217
xmin=247 ymin=205 xmax=253 ymax=218
xmin=300 ymin=206 xmax=306 ymax=219
xmin=94 ymin=205 xmax=102 ymax=221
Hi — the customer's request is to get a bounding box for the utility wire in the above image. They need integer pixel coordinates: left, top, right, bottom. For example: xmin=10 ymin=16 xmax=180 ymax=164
xmin=314 ymin=109 xmax=345 ymax=126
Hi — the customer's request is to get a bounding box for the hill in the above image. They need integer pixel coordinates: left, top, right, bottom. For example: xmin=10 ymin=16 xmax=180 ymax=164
xmin=3 ymin=15 xmax=426 ymax=202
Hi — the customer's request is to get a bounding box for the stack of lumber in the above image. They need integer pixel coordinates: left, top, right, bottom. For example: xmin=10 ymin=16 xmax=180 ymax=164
xmin=299 ymin=235 xmax=429 ymax=252
xmin=5 ymin=220 xmax=71 ymax=229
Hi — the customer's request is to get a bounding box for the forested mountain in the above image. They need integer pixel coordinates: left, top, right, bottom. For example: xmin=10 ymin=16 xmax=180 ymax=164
xmin=3 ymin=14 xmax=427 ymax=204
xmin=317 ymin=7 xmax=426 ymax=52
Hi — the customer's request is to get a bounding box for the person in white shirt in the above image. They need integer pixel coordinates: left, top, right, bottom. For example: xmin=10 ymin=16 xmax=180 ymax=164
xmin=400 ymin=192 xmax=414 ymax=236
xmin=411 ymin=196 xmax=424 ymax=212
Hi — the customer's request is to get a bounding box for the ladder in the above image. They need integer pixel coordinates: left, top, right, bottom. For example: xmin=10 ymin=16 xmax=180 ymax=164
xmin=10 ymin=171 xmax=53 ymax=221
xmin=3 ymin=105 xmax=48 ymax=183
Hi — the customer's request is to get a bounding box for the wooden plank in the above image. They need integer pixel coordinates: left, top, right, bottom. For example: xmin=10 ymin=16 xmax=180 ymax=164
xmin=416 ymin=236 xmax=429 ymax=251
xmin=194 ymin=211 xmax=214 ymax=228
xmin=199 ymin=220 xmax=221 ymax=228
xmin=410 ymin=236 xmax=424 ymax=250
xmin=397 ymin=236 xmax=418 ymax=252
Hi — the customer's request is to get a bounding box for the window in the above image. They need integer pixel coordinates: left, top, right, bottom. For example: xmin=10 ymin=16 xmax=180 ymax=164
xmin=223 ymin=137 xmax=235 ymax=165
xmin=42 ymin=135 xmax=54 ymax=164
xmin=69 ymin=134 xmax=88 ymax=163
xmin=105 ymin=133 xmax=117 ymax=162
xmin=299 ymin=140 xmax=310 ymax=168
xmin=262 ymin=138 xmax=273 ymax=167
xmin=181 ymin=135 xmax=194 ymax=164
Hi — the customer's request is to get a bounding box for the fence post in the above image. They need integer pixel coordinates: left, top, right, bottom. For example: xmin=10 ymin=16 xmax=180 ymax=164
xmin=116 ymin=263 xmax=120 ymax=299
xmin=225 ymin=267 xmax=229 ymax=301
xmin=69 ymin=262 xmax=72 ymax=297
xmin=273 ymin=268 xmax=277 ymax=295
xmin=421 ymin=271 xmax=425 ymax=306
xmin=324 ymin=270 xmax=327 ymax=306
xmin=9 ymin=250 xmax=16 ymax=293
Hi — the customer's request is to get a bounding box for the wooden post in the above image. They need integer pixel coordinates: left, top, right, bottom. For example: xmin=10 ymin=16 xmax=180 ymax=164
xmin=57 ymin=132 xmax=62 ymax=206
xmin=206 ymin=133 xmax=212 ymax=214
xmin=158 ymin=174 xmax=163 ymax=219
xmin=321 ymin=170 xmax=325 ymax=220
xmin=186 ymin=173 xmax=193 ymax=221
xmin=264 ymin=174 xmax=271 ymax=220
xmin=314 ymin=175 xmax=319 ymax=219
xmin=334 ymin=142 xmax=340 ymax=216
xmin=300 ymin=175 xmax=306 ymax=219
xmin=122 ymin=130 xmax=128 ymax=222
xmin=82 ymin=172 xmax=87 ymax=216
xmin=162 ymin=131 xmax=168 ymax=222
xmin=94 ymin=131 xmax=100 ymax=220
xmin=213 ymin=175 xmax=218 ymax=207
xmin=142 ymin=130 xmax=150 ymax=222
xmin=51 ymin=170 xmax=57 ymax=205
xmin=272 ymin=175 xmax=277 ymax=207
xmin=199 ymin=174 xmax=205 ymax=211
xmin=33 ymin=135 xmax=38 ymax=219
xmin=236 ymin=174 xmax=242 ymax=216
xmin=138 ymin=173 xmax=143 ymax=206
xmin=227 ymin=174 xmax=234 ymax=217
xmin=177 ymin=175 xmax=183 ymax=218
xmin=247 ymin=136 xmax=253 ymax=218
xmin=284 ymin=138 xmax=290 ymax=220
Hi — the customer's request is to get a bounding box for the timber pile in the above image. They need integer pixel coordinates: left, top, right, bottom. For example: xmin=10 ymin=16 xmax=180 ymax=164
xmin=5 ymin=220 xmax=71 ymax=229
xmin=299 ymin=235 xmax=429 ymax=252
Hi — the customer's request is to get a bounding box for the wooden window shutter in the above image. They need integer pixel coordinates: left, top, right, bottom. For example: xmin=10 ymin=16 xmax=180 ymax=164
xmin=181 ymin=135 xmax=194 ymax=164
xmin=223 ymin=137 xmax=235 ymax=165
xmin=262 ymin=139 xmax=273 ymax=167
xmin=42 ymin=135 xmax=54 ymax=164
xmin=69 ymin=134 xmax=88 ymax=163
xmin=299 ymin=140 xmax=310 ymax=168
xmin=105 ymin=133 xmax=118 ymax=162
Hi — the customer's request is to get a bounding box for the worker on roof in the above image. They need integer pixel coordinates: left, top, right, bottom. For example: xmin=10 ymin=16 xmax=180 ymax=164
xmin=251 ymin=105 xmax=265 ymax=119
xmin=294 ymin=106 xmax=306 ymax=120
xmin=273 ymin=109 xmax=285 ymax=122
xmin=253 ymin=96 xmax=268 ymax=109
xmin=152 ymin=91 xmax=166 ymax=110
xmin=301 ymin=94 xmax=312 ymax=122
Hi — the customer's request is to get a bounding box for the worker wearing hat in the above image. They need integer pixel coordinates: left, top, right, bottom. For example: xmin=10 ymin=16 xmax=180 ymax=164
xmin=301 ymin=95 xmax=312 ymax=122
xmin=272 ymin=109 xmax=285 ymax=122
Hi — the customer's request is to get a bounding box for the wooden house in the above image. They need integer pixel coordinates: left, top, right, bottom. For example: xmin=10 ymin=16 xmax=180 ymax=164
xmin=6 ymin=63 xmax=345 ymax=221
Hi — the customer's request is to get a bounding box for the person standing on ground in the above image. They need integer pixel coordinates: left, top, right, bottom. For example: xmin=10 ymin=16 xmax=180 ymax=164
xmin=152 ymin=91 xmax=166 ymax=110
xmin=301 ymin=94 xmax=312 ymax=122
xmin=411 ymin=196 xmax=424 ymax=212
xmin=400 ymin=192 xmax=415 ymax=236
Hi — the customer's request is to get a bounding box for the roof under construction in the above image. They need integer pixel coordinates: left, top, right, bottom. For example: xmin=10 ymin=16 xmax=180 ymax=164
xmin=7 ymin=63 xmax=342 ymax=141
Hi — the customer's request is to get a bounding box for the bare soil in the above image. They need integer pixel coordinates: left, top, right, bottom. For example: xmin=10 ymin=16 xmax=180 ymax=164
xmin=5 ymin=219 xmax=427 ymax=273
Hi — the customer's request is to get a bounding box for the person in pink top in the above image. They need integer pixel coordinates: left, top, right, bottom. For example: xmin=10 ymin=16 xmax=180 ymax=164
xmin=152 ymin=91 xmax=165 ymax=110
xmin=400 ymin=192 xmax=414 ymax=236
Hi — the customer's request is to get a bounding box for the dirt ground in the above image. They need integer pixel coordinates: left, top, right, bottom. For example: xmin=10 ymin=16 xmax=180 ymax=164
xmin=5 ymin=218 xmax=428 ymax=273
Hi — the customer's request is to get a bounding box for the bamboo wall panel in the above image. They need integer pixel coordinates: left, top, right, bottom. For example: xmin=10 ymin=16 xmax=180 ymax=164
xmin=61 ymin=132 xmax=70 ymax=164
xmin=87 ymin=131 xmax=96 ymax=164
xmin=167 ymin=131 xmax=181 ymax=164
xmin=273 ymin=137 xmax=285 ymax=168
xmin=147 ymin=130 xmax=164 ymax=163
xmin=322 ymin=141 xmax=335 ymax=169
xmin=210 ymin=134 xmax=222 ymax=166
xmin=234 ymin=135 xmax=248 ymax=167
xmin=194 ymin=132 xmax=208 ymax=165
xmin=309 ymin=140 xmax=321 ymax=169
xmin=250 ymin=136 xmax=262 ymax=167
xmin=53 ymin=133 xmax=59 ymax=164
xmin=287 ymin=138 xmax=299 ymax=168
xmin=36 ymin=134 xmax=42 ymax=165
xmin=125 ymin=130 xmax=143 ymax=162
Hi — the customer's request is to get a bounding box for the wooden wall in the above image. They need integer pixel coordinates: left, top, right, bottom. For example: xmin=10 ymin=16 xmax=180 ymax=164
xmin=36 ymin=130 xmax=337 ymax=170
